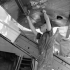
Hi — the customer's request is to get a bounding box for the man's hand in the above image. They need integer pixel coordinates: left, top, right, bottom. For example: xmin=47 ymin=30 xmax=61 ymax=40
xmin=42 ymin=9 xmax=46 ymax=13
xmin=23 ymin=6 xmax=29 ymax=16
xmin=42 ymin=9 xmax=49 ymax=20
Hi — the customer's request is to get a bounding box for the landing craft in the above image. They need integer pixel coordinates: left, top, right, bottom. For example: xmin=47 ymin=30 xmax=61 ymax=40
xmin=0 ymin=0 xmax=70 ymax=70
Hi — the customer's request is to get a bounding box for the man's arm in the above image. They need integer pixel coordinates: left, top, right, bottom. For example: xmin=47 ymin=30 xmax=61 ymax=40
xmin=23 ymin=6 xmax=37 ymax=35
xmin=43 ymin=10 xmax=51 ymax=31
xmin=27 ymin=16 xmax=37 ymax=35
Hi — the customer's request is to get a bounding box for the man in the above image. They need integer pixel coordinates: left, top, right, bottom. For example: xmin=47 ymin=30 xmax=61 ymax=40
xmin=26 ymin=8 xmax=53 ymax=70
xmin=24 ymin=6 xmax=69 ymax=70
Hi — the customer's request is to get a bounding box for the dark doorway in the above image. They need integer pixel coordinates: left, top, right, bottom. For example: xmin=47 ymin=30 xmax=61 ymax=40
xmin=0 ymin=51 xmax=18 ymax=70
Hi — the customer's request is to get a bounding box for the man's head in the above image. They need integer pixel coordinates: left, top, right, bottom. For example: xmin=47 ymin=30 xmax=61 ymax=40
xmin=40 ymin=24 xmax=47 ymax=33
